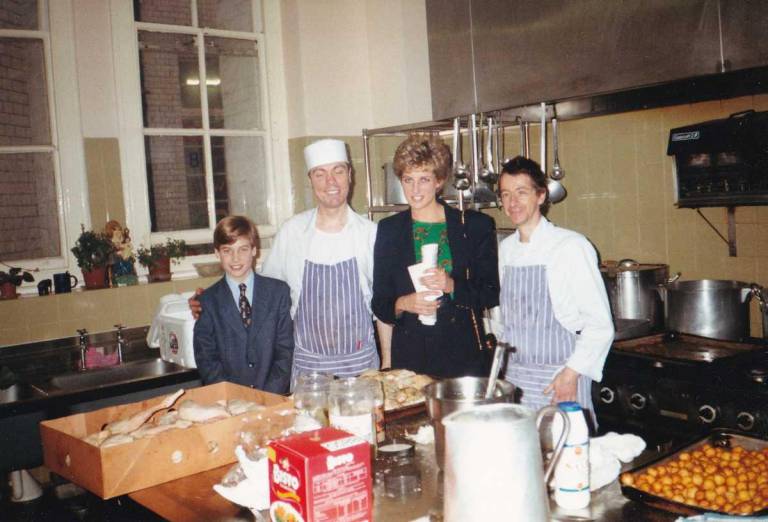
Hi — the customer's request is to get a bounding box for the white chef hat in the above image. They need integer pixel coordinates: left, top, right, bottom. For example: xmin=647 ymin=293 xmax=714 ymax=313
xmin=304 ymin=139 xmax=349 ymax=171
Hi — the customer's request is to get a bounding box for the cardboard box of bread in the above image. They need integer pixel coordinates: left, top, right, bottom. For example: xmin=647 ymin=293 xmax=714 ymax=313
xmin=40 ymin=382 xmax=294 ymax=498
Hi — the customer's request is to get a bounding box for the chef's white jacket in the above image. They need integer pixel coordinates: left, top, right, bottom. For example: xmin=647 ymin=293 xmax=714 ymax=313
xmin=260 ymin=206 xmax=378 ymax=318
xmin=495 ymin=218 xmax=614 ymax=382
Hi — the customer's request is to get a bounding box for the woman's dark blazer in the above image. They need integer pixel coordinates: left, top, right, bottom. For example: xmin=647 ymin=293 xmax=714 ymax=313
xmin=372 ymin=200 xmax=500 ymax=328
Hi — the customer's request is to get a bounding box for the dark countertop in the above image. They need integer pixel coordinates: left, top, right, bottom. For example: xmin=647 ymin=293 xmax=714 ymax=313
xmin=0 ymin=326 xmax=199 ymax=417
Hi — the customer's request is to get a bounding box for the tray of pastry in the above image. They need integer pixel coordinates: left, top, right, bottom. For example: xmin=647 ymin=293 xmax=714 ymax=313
xmin=359 ymin=369 xmax=432 ymax=420
xmin=620 ymin=430 xmax=768 ymax=517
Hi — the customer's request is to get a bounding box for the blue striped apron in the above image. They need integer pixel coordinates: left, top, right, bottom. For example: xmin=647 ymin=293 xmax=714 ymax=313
xmin=501 ymin=265 xmax=594 ymax=419
xmin=292 ymin=258 xmax=379 ymax=384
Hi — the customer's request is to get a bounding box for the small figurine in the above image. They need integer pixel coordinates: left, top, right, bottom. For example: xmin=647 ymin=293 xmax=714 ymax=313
xmin=105 ymin=220 xmax=139 ymax=286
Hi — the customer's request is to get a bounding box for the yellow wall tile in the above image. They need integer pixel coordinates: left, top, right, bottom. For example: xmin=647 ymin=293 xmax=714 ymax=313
xmin=0 ymin=297 xmax=30 ymax=329
xmin=0 ymin=327 xmax=29 ymax=346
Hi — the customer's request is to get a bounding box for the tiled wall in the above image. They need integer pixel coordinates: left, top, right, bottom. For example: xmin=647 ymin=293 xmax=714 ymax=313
xmin=84 ymin=138 xmax=126 ymax=226
xmin=0 ymin=276 xmax=219 ymax=346
xmin=291 ymin=94 xmax=768 ymax=337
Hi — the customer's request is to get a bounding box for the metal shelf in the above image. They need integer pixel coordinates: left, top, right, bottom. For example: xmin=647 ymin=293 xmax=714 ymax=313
xmin=362 ymin=119 xmax=506 ymax=219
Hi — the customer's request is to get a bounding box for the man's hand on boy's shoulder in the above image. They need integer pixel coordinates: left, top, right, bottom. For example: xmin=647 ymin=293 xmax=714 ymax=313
xmin=189 ymin=287 xmax=204 ymax=320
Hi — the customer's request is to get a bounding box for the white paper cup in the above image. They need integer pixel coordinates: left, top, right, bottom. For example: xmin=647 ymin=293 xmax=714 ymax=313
xmin=421 ymin=243 xmax=438 ymax=268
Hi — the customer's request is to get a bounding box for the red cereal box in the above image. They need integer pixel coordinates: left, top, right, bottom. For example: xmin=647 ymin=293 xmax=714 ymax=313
xmin=268 ymin=427 xmax=372 ymax=522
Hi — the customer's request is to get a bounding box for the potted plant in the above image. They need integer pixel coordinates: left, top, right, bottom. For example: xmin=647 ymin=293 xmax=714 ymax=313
xmin=71 ymin=226 xmax=114 ymax=289
xmin=0 ymin=266 xmax=34 ymax=299
xmin=137 ymin=238 xmax=186 ymax=283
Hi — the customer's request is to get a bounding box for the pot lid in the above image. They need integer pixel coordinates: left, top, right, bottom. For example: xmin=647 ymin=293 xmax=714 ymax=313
xmin=601 ymin=261 xmax=668 ymax=273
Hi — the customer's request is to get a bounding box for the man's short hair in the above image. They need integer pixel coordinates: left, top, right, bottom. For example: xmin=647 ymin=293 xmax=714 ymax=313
xmin=500 ymin=156 xmax=551 ymax=215
xmin=392 ymin=134 xmax=451 ymax=181
xmin=213 ymin=215 xmax=260 ymax=250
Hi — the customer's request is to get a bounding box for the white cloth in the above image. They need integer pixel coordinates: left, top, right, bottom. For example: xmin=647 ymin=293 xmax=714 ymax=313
xmin=260 ymin=206 xmax=377 ymax=318
xmin=494 ymin=218 xmax=614 ymax=382
xmin=588 ymin=432 xmax=646 ymax=491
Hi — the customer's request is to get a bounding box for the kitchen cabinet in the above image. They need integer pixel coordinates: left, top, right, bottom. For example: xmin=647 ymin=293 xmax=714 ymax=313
xmin=427 ymin=0 xmax=767 ymax=120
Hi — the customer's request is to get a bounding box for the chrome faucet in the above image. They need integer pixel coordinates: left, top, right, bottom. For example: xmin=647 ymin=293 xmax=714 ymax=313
xmin=77 ymin=328 xmax=89 ymax=370
xmin=114 ymin=324 xmax=126 ymax=364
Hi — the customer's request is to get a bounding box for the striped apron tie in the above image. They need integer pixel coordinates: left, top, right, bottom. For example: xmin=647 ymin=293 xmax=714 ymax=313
xmin=292 ymin=258 xmax=379 ymax=384
xmin=501 ymin=265 xmax=594 ymax=420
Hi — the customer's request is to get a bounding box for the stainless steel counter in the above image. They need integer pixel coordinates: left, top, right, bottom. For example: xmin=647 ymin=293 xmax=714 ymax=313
xmin=372 ymin=441 xmax=677 ymax=521
xmin=373 ymin=414 xmax=679 ymax=522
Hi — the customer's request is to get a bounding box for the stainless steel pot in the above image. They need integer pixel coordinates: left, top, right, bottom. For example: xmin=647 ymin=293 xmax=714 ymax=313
xmin=383 ymin=162 xmax=407 ymax=204
xmin=661 ymin=280 xmax=761 ymax=340
xmin=600 ymin=261 xmax=674 ymax=331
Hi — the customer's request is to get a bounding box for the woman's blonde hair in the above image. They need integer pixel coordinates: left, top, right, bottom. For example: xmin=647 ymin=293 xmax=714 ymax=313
xmin=392 ymin=133 xmax=451 ymax=181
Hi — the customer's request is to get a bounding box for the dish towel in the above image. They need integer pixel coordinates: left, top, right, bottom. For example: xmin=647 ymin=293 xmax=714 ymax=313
xmin=589 ymin=432 xmax=647 ymax=491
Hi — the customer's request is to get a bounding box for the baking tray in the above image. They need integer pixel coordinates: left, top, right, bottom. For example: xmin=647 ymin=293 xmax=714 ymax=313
xmin=620 ymin=429 xmax=768 ymax=517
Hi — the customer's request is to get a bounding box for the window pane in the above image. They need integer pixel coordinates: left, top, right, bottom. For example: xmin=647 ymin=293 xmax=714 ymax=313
xmin=139 ymin=31 xmax=202 ymax=129
xmin=198 ymin=0 xmax=261 ymax=32
xmin=217 ymin=136 xmax=270 ymax=225
xmin=134 ymin=0 xmax=191 ymax=26
xmin=0 ymin=153 xmax=60 ymax=260
xmin=0 ymin=38 xmax=51 ymax=146
xmin=0 ymin=1 xmax=38 ymax=30
xmin=206 ymin=37 xmax=262 ymax=130
xmin=145 ymin=136 xmax=210 ymax=231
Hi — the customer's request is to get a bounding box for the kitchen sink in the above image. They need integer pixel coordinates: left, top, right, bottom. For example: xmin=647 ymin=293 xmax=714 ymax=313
xmin=34 ymin=359 xmax=188 ymax=394
xmin=0 ymin=383 xmax=47 ymax=404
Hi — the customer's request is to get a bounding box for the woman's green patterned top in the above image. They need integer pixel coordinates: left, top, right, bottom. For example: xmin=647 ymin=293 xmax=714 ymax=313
xmin=412 ymin=220 xmax=452 ymax=274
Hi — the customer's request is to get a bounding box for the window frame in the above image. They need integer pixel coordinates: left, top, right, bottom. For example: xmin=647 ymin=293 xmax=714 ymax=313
xmin=111 ymin=0 xmax=292 ymax=276
xmin=0 ymin=0 xmax=89 ymax=287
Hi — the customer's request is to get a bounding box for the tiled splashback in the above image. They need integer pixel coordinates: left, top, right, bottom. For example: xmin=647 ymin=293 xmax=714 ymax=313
xmin=290 ymin=94 xmax=768 ymax=336
xmin=0 ymin=277 xmax=219 ymax=347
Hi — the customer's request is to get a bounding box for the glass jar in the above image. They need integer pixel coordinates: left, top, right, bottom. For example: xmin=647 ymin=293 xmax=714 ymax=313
xmin=363 ymin=379 xmax=386 ymax=444
xmin=328 ymin=377 xmax=376 ymax=446
xmin=293 ymin=372 xmax=332 ymax=427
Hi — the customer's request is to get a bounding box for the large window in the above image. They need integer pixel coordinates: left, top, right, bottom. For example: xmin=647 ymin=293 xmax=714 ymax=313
xmin=134 ymin=0 xmax=274 ymax=241
xmin=0 ymin=2 xmax=61 ymax=262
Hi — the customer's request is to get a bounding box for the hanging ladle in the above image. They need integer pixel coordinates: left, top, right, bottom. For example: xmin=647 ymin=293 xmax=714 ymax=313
xmin=452 ymin=117 xmax=471 ymax=193
xmin=550 ymin=117 xmax=565 ymax=181
xmin=479 ymin=115 xmax=498 ymax=184
xmin=541 ymin=104 xmax=566 ymax=203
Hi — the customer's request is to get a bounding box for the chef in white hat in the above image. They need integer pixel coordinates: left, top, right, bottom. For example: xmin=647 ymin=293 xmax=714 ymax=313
xmin=260 ymin=139 xmax=388 ymax=382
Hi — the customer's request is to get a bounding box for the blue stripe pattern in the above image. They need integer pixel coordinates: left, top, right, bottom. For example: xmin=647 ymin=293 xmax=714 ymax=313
xmin=501 ymin=265 xmax=594 ymax=418
xmin=293 ymin=258 xmax=378 ymax=380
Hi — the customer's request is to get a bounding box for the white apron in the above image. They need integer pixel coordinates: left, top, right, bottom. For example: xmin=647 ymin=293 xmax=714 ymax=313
xmin=501 ymin=264 xmax=594 ymax=419
xmin=292 ymin=258 xmax=378 ymax=383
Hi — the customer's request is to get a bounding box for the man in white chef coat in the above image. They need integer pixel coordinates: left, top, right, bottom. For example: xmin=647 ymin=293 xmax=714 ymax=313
xmin=259 ymin=139 xmax=387 ymax=382
xmin=495 ymin=156 xmax=614 ymax=422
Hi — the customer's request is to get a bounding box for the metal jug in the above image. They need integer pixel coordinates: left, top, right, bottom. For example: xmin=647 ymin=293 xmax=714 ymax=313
xmin=442 ymin=403 xmax=569 ymax=522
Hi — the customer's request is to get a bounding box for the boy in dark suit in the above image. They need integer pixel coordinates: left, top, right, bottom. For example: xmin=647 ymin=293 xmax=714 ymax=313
xmin=193 ymin=216 xmax=294 ymax=393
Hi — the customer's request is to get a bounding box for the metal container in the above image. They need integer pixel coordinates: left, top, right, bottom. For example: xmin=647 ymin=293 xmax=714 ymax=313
xmin=383 ymin=162 xmax=406 ymax=205
xmin=442 ymin=404 xmax=569 ymax=522
xmin=424 ymin=377 xmax=516 ymax=470
xmin=662 ymin=280 xmax=757 ymax=340
xmin=600 ymin=261 xmax=671 ymax=331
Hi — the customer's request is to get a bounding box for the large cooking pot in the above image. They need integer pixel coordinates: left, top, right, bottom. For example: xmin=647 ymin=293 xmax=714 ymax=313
xmin=661 ymin=280 xmax=762 ymax=340
xmin=600 ymin=261 xmax=675 ymax=331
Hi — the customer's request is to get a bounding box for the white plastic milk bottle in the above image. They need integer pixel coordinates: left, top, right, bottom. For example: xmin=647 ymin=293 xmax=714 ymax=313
xmin=551 ymin=401 xmax=590 ymax=509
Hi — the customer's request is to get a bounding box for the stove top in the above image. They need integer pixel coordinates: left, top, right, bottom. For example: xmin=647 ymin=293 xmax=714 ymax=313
xmin=595 ymin=331 xmax=768 ymax=444
xmin=612 ymin=331 xmax=766 ymax=364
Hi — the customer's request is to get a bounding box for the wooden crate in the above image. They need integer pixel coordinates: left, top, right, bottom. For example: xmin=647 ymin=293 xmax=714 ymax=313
xmin=40 ymin=382 xmax=293 ymax=499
